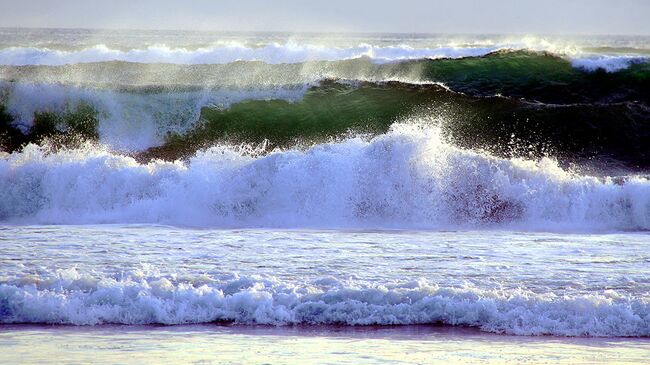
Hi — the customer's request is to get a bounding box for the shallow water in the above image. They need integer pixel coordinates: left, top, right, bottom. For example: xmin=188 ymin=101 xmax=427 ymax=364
xmin=1 ymin=324 xmax=649 ymax=364
xmin=1 ymin=226 xmax=649 ymax=337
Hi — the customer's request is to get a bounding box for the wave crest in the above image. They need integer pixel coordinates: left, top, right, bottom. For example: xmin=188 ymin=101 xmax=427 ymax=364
xmin=1 ymin=124 xmax=649 ymax=230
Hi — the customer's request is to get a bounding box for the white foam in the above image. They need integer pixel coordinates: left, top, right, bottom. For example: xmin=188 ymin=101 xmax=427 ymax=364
xmin=570 ymin=55 xmax=648 ymax=72
xmin=0 ymin=43 xmax=500 ymax=66
xmin=0 ymin=269 xmax=648 ymax=336
xmin=1 ymin=124 xmax=648 ymax=230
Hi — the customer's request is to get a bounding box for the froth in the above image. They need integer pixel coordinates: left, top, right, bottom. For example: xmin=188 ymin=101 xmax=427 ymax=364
xmin=1 ymin=269 xmax=648 ymax=336
xmin=1 ymin=124 xmax=648 ymax=230
xmin=570 ymin=55 xmax=649 ymax=72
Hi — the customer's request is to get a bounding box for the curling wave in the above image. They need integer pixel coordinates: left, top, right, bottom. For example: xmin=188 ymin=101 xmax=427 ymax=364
xmin=2 ymin=51 xmax=648 ymax=163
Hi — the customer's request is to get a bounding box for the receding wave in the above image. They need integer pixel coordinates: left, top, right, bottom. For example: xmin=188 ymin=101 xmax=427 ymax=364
xmin=1 ymin=268 xmax=648 ymax=337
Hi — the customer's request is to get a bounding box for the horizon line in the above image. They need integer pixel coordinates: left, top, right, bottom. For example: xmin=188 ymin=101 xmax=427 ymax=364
xmin=2 ymin=26 xmax=649 ymax=38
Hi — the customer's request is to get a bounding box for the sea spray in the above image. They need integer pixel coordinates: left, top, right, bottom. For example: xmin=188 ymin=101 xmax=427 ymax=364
xmin=1 ymin=124 xmax=648 ymax=230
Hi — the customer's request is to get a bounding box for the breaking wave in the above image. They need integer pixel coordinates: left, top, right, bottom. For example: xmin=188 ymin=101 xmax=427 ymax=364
xmin=1 ymin=268 xmax=648 ymax=337
xmin=1 ymin=124 xmax=649 ymax=230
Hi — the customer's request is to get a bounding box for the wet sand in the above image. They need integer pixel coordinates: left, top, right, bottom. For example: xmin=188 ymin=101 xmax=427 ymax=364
xmin=1 ymin=324 xmax=649 ymax=364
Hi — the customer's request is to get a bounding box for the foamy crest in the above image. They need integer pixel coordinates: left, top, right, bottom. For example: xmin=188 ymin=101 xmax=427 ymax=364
xmin=570 ymin=55 xmax=648 ymax=72
xmin=1 ymin=124 xmax=648 ymax=230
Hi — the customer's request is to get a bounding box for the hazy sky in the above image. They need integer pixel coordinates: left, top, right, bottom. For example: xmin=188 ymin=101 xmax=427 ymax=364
xmin=1 ymin=0 xmax=649 ymax=35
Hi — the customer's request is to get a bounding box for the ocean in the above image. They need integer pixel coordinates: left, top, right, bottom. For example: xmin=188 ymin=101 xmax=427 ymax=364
xmin=0 ymin=28 xmax=649 ymax=363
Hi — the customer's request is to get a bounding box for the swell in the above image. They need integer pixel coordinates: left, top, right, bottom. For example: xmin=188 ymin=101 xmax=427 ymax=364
xmin=0 ymin=41 xmax=648 ymax=73
xmin=1 ymin=269 xmax=648 ymax=337
xmin=2 ymin=51 xmax=648 ymax=102
xmin=0 ymin=43 xmax=520 ymax=66
xmin=420 ymin=50 xmax=650 ymax=104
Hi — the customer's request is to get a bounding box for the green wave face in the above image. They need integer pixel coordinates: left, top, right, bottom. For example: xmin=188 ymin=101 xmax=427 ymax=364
xmin=2 ymin=51 xmax=648 ymax=102
xmin=1 ymin=103 xmax=99 ymax=152
xmin=419 ymin=51 xmax=650 ymax=103
xmin=143 ymin=79 xmax=650 ymax=170
xmin=143 ymin=81 xmax=447 ymax=160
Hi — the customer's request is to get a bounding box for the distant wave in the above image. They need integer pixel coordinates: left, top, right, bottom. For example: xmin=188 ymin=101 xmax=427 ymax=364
xmin=1 ymin=268 xmax=648 ymax=336
xmin=1 ymin=124 xmax=649 ymax=230
xmin=0 ymin=43 xmax=647 ymax=72
xmin=0 ymin=43 xmax=499 ymax=66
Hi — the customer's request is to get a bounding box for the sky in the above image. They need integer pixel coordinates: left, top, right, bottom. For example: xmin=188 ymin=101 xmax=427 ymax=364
xmin=0 ymin=0 xmax=649 ymax=35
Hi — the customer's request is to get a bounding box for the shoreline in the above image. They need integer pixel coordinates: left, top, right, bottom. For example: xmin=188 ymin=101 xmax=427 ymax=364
xmin=3 ymin=323 xmax=650 ymax=340
xmin=2 ymin=323 xmax=649 ymax=364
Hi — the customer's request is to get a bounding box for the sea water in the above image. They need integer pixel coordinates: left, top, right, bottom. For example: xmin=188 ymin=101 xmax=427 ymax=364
xmin=1 ymin=226 xmax=649 ymax=363
xmin=1 ymin=29 xmax=650 ymax=363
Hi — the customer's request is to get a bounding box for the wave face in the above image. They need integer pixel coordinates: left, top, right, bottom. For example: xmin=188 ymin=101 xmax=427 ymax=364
xmin=1 ymin=269 xmax=648 ymax=336
xmin=150 ymin=78 xmax=650 ymax=167
xmin=1 ymin=124 xmax=649 ymax=230
xmin=0 ymin=81 xmax=308 ymax=150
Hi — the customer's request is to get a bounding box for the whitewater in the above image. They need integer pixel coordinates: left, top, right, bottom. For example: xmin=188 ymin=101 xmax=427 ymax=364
xmin=1 ymin=124 xmax=649 ymax=230
xmin=1 ymin=29 xmax=649 ymax=364
xmin=2 ymin=226 xmax=650 ymax=337
xmin=2 ymin=123 xmax=649 ymax=339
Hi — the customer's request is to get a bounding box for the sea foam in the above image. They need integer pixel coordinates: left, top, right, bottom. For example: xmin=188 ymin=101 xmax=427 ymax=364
xmin=1 ymin=124 xmax=648 ymax=230
xmin=570 ymin=55 xmax=649 ymax=72
xmin=1 ymin=268 xmax=648 ymax=336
